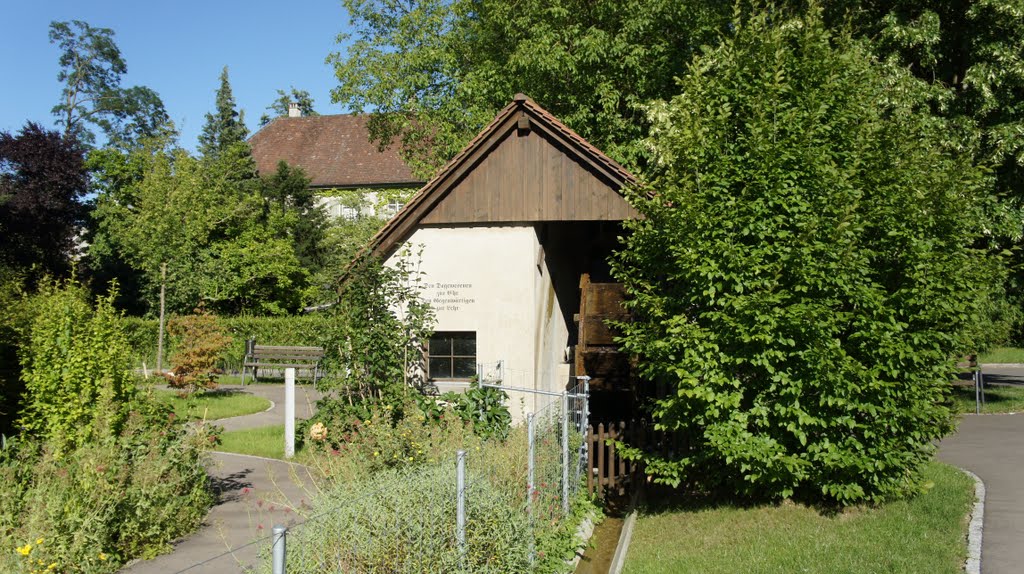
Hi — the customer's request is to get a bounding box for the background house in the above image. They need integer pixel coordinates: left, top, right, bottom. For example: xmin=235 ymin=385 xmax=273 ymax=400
xmin=249 ymin=107 xmax=424 ymax=219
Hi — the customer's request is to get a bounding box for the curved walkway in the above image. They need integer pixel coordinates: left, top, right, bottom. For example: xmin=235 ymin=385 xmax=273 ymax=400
xmin=937 ymin=365 xmax=1024 ymax=574
xmin=121 ymin=384 xmax=324 ymax=574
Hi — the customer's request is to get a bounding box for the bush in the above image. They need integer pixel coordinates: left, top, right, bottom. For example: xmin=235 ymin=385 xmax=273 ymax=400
xmin=614 ymin=6 xmax=1001 ymax=505
xmin=17 ymin=280 xmax=135 ymax=452
xmin=165 ymin=309 xmax=232 ymax=395
xmin=0 ymin=400 xmax=214 ymax=573
xmin=271 ymin=462 xmax=532 ymax=574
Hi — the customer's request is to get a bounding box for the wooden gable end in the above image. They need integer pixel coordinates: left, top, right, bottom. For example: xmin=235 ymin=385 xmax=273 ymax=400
xmin=366 ymin=95 xmax=639 ymax=259
xmin=420 ymin=120 xmax=638 ymax=225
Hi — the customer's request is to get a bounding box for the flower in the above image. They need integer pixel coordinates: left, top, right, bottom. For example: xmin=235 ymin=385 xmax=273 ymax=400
xmin=35 ymin=539 xmax=43 ymax=545
xmin=16 ymin=543 xmax=31 ymax=556
xmin=309 ymin=422 xmax=328 ymax=442
xmin=98 ymin=552 xmax=107 ymax=561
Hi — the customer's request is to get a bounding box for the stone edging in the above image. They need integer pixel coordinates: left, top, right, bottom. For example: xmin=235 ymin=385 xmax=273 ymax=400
xmin=609 ymin=486 xmax=644 ymax=574
xmin=961 ymin=468 xmax=985 ymax=574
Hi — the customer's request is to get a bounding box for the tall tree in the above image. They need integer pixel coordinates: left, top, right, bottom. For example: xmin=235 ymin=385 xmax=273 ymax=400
xmin=613 ymin=5 xmax=1002 ymax=505
xmin=49 ymin=20 xmax=169 ymax=147
xmin=328 ymin=0 xmax=733 ymax=176
xmin=259 ymin=87 xmax=318 ymax=126
xmin=198 ymin=67 xmax=249 ymax=158
xmin=0 ymin=123 xmax=88 ymax=278
xmin=91 ymin=143 xmax=308 ymax=315
xmin=261 ymin=161 xmax=327 ymax=270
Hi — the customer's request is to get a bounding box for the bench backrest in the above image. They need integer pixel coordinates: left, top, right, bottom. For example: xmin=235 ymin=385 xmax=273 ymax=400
xmin=250 ymin=345 xmax=325 ymax=362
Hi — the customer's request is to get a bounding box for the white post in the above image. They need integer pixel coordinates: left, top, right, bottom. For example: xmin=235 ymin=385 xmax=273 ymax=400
xmin=272 ymin=525 xmax=287 ymax=574
xmin=285 ymin=368 xmax=295 ymax=459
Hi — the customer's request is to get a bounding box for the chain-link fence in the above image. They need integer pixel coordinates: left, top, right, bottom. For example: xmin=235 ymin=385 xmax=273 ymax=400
xmin=172 ymin=377 xmax=590 ymax=573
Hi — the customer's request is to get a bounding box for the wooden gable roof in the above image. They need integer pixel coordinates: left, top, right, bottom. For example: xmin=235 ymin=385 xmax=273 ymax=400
xmin=368 ymin=94 xmax=639 ymax=258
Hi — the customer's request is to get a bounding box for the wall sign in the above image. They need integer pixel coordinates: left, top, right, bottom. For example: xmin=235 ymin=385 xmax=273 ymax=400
xmin=423 ymin=282 xmax=476 ymax=311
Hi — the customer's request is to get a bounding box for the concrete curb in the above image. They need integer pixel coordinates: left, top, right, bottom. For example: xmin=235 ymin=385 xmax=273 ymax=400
xmin=567 ymin=511 xmax=597 ymax=571
xmin=609 ymin=486 xmax=644 ymax=574
xmin=961 ymin=468 xmax=985 ymax=574
xmin=210 ymin=399 xmax=276 ymax=424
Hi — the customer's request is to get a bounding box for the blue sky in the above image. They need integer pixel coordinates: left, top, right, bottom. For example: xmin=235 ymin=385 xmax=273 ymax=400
xmin=0 ymin=0 xmax=355 ymax=151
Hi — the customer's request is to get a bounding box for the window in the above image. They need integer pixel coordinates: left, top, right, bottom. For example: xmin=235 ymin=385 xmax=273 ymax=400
xmin=428 ymin=332 xmax=476 ymax=380
xmin=339 ymin=205 xmax=359 ymax=220
xmin=382 ymin=200 xmax=404 ymax=218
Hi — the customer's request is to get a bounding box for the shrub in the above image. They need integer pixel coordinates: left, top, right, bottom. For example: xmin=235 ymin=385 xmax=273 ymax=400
xmin=272 ymin=460 xmax=532 ymax=574
xmin=0 ymin=400 xmax=214 ymax=573
xmin=614 ymin=6 xmax=1001 ymax=504
xmin=17 ymin=280 xmax=135 ymax=452
xmin=165 ymin=308 xmax=232 ymax=395
xmin=417 ymin=381 xmax=512 ymax=440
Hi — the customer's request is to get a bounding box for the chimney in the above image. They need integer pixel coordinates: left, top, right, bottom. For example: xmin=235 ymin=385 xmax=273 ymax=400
xmin=288 ymin=102 xmax=301 ymax=118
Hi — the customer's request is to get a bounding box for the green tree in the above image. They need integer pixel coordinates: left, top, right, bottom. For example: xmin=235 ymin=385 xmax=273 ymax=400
xmin=613 ymin=5 xmax=1002 ymax=505
xmin=198 ymin=67 xmax=249 ymax=159
xmin=91 ymin=141 xmax=309 ymax=316
xmin=49 ymin=20 xmax=169 ymax=147
xmin=259 ymin=87 xmax=318 ymax=126
xmin=261 ymin=161 xmax=327 ymax=271
xmin=328 ymin=0 xmax=732 ymax=176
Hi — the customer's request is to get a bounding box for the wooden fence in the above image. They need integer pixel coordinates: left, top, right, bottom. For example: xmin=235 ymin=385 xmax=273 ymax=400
xmin=586 ymin=420 xmax=687 ymax=498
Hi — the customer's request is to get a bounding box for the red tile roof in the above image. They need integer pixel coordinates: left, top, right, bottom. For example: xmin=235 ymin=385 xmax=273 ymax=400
xmin=248 ymin=114 xmax=422 ymax=188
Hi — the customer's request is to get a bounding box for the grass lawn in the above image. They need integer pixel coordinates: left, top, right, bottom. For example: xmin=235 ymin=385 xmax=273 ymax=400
xmin=216 ymin=425 xmax=310 ymax=460
xmin=152 ymin=389 xmax=271 ymax=421
xmin=952 ymin=382 xmax=1024 ymax=414
xmin=978 ymin=346 xmax=1024 ymax=364
xmin=624 ymin=462 xmax=973 ymax=574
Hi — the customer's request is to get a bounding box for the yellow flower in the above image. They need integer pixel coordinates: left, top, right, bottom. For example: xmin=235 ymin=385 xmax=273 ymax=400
xmin=16 ymin=543 xmax=31 ymax=556
xmin=47 ymin=563 xmax=57 ymax=570
xmin=373 ymin=451 xmax=379 ymax=457
xmin=98 ymin=552 xmax=107 ymax=561
xmin=35 ymin=538 xmax=43 ymax=545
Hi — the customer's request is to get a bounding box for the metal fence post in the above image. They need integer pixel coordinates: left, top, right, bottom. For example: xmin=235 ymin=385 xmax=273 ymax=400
xmin=527 ymin=413 xmax=535 ymax=516
xmin=456 ymin=449 xmax=467 ymax=568
xmin=526 ymin=412 xmax=536 ymax=565
xmin=272 ymin=525 xmax=287 ymax=574
xmin=561 ymin=390 xmax=570 ymax=515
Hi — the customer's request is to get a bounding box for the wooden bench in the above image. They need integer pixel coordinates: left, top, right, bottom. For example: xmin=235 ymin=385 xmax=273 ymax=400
xmin=242 ymin=344 xmax=325 ymax=384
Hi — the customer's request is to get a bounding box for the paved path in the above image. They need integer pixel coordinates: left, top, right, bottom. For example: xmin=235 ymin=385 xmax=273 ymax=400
xmin=121 ymin=384 xmax=324 ymax=573
xmin=938 ymin=365 xmax=1024 ymax=574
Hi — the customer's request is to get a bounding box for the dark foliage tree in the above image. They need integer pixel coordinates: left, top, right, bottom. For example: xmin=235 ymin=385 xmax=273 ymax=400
xmin=0 ymin=123 xmax=88 ymax=278
xmin=613 ymin=6 xmax=1002 ymax=505
xmin=261 ymin=161 xmax=328 ymax=271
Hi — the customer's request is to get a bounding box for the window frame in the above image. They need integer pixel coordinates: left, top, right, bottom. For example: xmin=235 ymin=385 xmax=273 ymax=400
xmin=427 ymin=331 xmax=477 ymax=381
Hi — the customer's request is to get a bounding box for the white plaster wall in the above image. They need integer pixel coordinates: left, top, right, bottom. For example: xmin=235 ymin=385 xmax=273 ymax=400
xmin=534 ymin=249 xmax=573 ymax=405
xmin=387 ymin=225 xmax=549 ymax=422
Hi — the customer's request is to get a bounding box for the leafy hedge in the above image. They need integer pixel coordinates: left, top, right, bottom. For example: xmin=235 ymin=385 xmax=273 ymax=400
xmin=122 ymin=314 xmax=337 ymax=373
